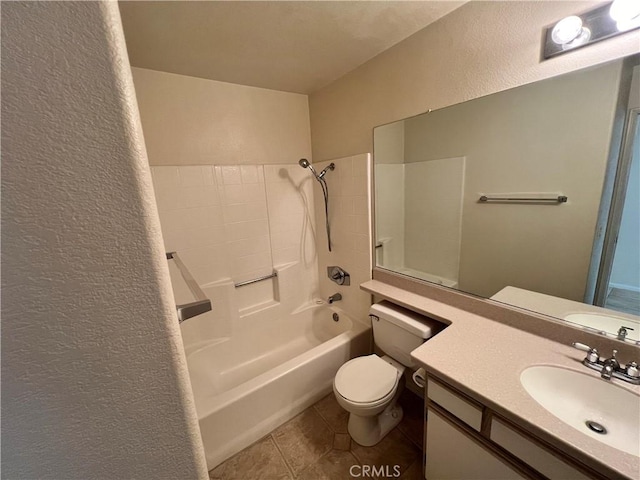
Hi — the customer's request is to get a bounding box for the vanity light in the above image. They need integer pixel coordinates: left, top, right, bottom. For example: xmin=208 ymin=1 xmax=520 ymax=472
xmin=610 ymin=0 xmax=640 ymax=31
xmin=543 ymin=1 xmax=640 ymax=59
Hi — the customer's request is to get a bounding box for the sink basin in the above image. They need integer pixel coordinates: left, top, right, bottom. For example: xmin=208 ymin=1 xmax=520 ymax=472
xmin=564 ymin=313 xmax=640 ymax=341
xmin=520 ymin=365 xmax=640 ymax=457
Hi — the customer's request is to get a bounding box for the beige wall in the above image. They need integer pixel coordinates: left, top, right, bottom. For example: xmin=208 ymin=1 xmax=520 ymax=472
xmin=309 ymin=1 xmax=640 ymax=162
xmin=373 ymin=121 xmax=404 ymax=164
xmin=404 ymin=158 xmax=465 ymax=285
xmin=374 ymin=164 xmax=405 ymax=270
xmin=132 ymin=68 xmax=312 ymax=165
xmin=1 ymin=3 xmax=207 ymax=479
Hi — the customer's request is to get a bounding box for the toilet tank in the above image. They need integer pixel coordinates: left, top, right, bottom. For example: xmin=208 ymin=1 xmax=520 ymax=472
xmin=370 ymin=301 xmax=443 ymax=367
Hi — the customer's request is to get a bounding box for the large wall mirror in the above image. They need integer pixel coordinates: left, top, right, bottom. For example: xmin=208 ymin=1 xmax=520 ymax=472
xmin=373 ymin=54 xmax=640 ymax=343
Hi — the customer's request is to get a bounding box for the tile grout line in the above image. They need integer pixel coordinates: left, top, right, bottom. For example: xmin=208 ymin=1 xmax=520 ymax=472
xmin=270 ymin=433 xmax=297 ymax=479
xmin=311 ymin=402 xmax=338 ymax=435
xmin=399 ymin=459 xmax=421 ymax=480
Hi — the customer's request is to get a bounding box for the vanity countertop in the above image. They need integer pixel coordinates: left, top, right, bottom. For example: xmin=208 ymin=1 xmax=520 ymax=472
xmin=361 ymin=280 xmax=640 ymax=480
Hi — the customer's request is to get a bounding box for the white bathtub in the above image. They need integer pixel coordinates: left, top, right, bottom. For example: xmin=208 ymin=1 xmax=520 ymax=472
xmin=186 ymin=302 xmax=371 ymax=469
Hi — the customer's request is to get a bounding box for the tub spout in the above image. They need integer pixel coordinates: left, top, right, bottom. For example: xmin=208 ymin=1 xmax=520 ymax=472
xmin=328 ymin=293 xmax=342 ymax=304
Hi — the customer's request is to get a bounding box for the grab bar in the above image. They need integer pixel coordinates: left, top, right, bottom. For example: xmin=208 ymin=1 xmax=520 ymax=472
xmin=166 ymin=252 xmax=212 ymax=323
xmin=479 ymin=195 xmax=567 ymax=203
xmin=234 ymin=271 xmax=277 ymax=288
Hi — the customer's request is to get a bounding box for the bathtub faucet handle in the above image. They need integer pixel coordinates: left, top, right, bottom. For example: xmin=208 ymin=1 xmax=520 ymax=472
xmin=328 ymin=293 xmax=342 ymax=304
xmin=327 ymin=266 xmax=350 ymax=286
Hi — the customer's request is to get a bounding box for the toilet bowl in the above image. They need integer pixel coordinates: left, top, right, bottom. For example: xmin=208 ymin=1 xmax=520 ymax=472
xmin=333 ymin=354 xmax=405 ymax=446
xmin=333 ymin=301 xmax=442 ymax=446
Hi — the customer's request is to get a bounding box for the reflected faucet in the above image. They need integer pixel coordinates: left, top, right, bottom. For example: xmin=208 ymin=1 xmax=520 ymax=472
xmin=617 ymin=326 xmax=634 ymax=341
xmin=328 ymin=293 xmax=342 ymax=304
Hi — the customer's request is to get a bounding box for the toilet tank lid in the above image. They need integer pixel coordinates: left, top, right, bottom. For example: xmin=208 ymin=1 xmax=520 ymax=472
xmin=369 ymin=301 xmax=442 ymax=339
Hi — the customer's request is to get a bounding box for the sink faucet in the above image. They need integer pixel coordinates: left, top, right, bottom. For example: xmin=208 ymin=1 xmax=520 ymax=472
xmin=601 ymin=350 xmax=619 ymax=380
xmin=572 ymin=342 xmax=640 ymax=385
xmin=328 ymin=293 xmax=342 ymax=304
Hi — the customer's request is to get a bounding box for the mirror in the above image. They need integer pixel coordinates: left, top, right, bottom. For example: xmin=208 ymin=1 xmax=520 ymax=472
xmin=373 ymin=55 xmax=640 ymax=342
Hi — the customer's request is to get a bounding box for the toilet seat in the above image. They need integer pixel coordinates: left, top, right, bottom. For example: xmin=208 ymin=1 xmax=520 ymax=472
xmin=334 ymin=354 xmax=401 ymax=404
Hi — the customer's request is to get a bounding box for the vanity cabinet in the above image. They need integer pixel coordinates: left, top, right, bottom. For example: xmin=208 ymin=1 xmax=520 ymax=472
xmin=425 ymin=377 xmax=603 ymax=480
xmin=426 ymin=409 xmax=527 ymax=480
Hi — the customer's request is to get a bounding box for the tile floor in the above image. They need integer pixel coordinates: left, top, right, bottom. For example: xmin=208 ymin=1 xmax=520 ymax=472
xmin=209 ymin=389 xmax=425 ymax=480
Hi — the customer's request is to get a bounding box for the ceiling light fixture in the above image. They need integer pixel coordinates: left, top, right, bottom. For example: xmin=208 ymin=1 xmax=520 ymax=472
xmin=543 ymin=1 xmax=640 ymax=59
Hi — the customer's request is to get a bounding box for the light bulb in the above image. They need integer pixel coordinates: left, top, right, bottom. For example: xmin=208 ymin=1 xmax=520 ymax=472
xmin=551 ymin=16 xmax=584 ymax=45
xmin=561 ymin=27 xmax=591 ymax=50
xmin=609 ymin=0 xmax=640 ymax=22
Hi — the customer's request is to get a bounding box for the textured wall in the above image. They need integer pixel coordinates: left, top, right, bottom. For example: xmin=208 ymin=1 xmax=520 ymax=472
xmin=309 ymin=1 xmax=640 ymax=162
xmin=1 ymin=3 xmax=207 ymax=479
xmin=132 ymin=68 xmax=312 ymax=165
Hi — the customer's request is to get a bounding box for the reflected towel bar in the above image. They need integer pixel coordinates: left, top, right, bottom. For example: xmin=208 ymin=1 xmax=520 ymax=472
xmin=234 ymin=271 xmax=277 ymax=288
xmin=479 ymin=195 xmax=567 ymax=203
xmin=167 ymin=251 xmax=212 ymax=323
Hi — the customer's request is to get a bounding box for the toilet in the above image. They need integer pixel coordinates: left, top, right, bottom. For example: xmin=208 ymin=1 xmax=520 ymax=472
xmin=333 ymin=301 xmax=442 ymax=446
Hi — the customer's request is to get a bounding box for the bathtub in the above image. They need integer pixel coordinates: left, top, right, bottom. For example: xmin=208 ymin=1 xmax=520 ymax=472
xmin=186 ymin=302 xmax=371 ymax=469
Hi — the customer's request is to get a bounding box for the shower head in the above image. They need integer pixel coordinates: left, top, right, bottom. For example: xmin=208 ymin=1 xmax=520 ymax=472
xmin=299 ymin=159 xmax=336 ymax=181
xmin=298 ymin=158 xmax=320 ymax=178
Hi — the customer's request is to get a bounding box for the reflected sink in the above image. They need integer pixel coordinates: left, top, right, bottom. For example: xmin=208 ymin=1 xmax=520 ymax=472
xmin=520 ymin=366 xmax=640 ymax=457
xmin=564 ymin=313 xmax=640 ymax=341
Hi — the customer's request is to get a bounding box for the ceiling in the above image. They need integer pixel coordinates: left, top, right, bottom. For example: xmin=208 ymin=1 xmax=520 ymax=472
xmin=118 ymin=1 xmax=465 ymax=94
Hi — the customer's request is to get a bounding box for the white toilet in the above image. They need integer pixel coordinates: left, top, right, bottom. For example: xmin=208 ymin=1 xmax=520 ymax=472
xmin=333 ymin=301 xmax=442 ymax=446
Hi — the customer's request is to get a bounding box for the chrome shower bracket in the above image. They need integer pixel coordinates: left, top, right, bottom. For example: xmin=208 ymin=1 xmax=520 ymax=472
xmin=328 ymin=266 xmax=350 ymax=286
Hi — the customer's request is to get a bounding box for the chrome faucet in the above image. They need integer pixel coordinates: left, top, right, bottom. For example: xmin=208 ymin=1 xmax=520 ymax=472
xmin=327 ymin=293 xmax=342 ymax=304
xmin=600 ymin=350 xmax=620 ymax=380
xmin=572 ymin=342 xmax=640 ymax=385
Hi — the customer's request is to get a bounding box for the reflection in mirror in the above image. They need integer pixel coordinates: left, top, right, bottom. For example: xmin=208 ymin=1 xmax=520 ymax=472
xmin=373 ymin=55 xmax=640 ymax=342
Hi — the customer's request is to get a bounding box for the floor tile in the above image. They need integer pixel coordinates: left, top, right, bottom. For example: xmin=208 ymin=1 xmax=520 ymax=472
xmin=209 ymin=436 xmax=292 ymax=480
xmin=400 ymin=460 xmax=423 ymax=480
xmin=351 ymin=428 xmax=421 ymax=480
xmin=298 ymin=449 xmax=361 ymax=480
xmin=333 ymin=432 xmax=352 ymax=451
xmin=313 ymin=393 xmax=349 ymax=433
xmin=272 ymin=408 xmax=334 ymax=476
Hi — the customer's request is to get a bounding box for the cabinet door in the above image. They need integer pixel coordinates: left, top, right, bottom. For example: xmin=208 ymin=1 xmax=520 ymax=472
xmin=425 ymin=409 xmax=526 ymax=480
xmin=427 ymin=379 xmax=483 ymax=431
xmin=490 ymin=418 xmax=592 ymax=480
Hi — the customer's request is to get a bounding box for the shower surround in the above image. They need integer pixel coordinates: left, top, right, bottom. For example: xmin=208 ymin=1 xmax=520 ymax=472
xmin=151 ymin=155 xmax=373 ymax=468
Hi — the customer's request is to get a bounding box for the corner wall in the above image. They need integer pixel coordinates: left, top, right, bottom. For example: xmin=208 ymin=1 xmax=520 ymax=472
xmin=131 ymin=68 xmax=312 ymax=165
xmin=1 ymin=3 xmax=207 ymax=478
xmin=309 ymin=1 xmax=640 ymax=162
